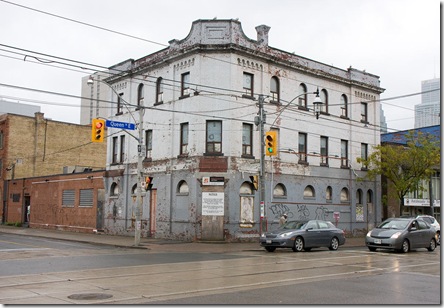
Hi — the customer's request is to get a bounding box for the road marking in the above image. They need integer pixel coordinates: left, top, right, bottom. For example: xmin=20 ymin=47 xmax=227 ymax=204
xmin=0 ymin=248 xmax=50 ymax=252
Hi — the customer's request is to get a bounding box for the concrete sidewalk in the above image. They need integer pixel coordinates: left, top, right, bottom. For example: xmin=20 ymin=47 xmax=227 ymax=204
xmin=0 ymin=225 xmax=365 ymax=253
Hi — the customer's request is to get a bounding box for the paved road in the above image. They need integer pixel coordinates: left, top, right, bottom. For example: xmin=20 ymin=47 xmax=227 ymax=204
xmin=0 ymin=232 xmax=440 ymax=304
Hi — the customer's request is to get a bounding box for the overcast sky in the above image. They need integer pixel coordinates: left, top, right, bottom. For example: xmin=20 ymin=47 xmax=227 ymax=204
xmin=0 ymin=0 xmax=440 ymax=132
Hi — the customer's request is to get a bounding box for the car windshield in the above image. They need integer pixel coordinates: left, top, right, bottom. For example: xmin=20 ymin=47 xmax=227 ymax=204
xmin=281 ymin=221 xmax=306 ymax=230
xmin=378 ymin=219 xmax=409 ymax=230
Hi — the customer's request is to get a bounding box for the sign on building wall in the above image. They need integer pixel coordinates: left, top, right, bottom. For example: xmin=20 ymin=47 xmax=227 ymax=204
xmin=202 ymin=176 xmax=225 ymax=186
xmin=202 ymin=192 xmax=224 ymax=216
xmin=404 ymin=198 xmax=440 ymax=207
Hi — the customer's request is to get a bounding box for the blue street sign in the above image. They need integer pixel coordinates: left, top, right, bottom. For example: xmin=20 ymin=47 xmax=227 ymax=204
xmin=105 ymin=120 xmax=136 ymax=130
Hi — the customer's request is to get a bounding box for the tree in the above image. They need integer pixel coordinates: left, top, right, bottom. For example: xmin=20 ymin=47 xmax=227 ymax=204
xmin=357 ymin=131 xmax=440 ymax=215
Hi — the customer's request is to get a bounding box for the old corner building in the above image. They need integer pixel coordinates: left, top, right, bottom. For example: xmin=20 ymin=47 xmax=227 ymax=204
xmin=83 ymin=19 xmax=385 ymax=241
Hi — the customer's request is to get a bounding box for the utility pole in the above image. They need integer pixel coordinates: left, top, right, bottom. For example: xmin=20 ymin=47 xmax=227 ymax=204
xmin=135 ymin=105 xmax=144 ymax=246
xmin=258 ymin=95 xmax=266 ymax=235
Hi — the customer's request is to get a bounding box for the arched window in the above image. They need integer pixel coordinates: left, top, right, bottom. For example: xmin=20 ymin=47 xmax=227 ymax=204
xmin=156 ymin=77 xmax=163 ymax=104
xmin=367 ymin=190 xmax=373 ymax=203
xmin=298 ymin=83 xmax=307 ymax=108
xmin=240 ymin=182 xmax=254 ymax=195
xmin=340 ymin=187 xmax=349 ymax=202
xmin=240 ymin=182 xmax=254 ymax=225
xmin=137 ymin=83 xmax=144 ymax=107
xmin=270 ymin=76 xmax=280 ymax=103
xmin=326 ymin=186 xmax=332 ymax=201
xmin=340 ymin=94 xmax=348 ymax=117
xmin=304 ymin=185 xmax=315 ymax=198
xmin=320 ymin=89 xmax=328 ymax=113
xmin=131 ymin=184 xmax=137 ymax=195
xmin=110 ymin=182 xmax=119 ymax=196
xmin=356 ymin=189 xmax=363 ymax=204
xmin=177 ymin=180 xmax=189 ymax=194
xmin=273 ymin=183 xmax=287 ymax=198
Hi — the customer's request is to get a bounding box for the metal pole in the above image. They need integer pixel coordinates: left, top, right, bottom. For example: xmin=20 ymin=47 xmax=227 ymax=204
xmin=135 ymin=106 xmax=144 ymax=246
xmin=259 ymin=95 xmax=266 ymax=235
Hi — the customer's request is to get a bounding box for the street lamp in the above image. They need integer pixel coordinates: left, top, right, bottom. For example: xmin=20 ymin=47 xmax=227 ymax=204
xmin=258 ymin=89 xmax=323 ymax=234
xmin=87 ymin=76 xmax=145 ymax=246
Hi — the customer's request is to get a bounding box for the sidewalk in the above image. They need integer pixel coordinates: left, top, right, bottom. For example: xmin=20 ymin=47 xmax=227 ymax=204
xmin=0 ymin=225 xmax=365 ymax=253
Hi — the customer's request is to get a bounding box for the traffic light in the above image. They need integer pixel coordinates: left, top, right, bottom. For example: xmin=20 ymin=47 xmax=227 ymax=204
xmin=249 ymin=175 xmax=258 ymax=190
xmin=91 ymin=118 xmax=105 ymax=143
xmin=265 ymin=131 xmax=277 ymax=156
xmin=145 ymin=176 xmax=153 ymax=190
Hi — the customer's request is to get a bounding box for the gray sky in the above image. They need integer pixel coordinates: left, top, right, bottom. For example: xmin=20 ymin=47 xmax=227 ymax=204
xmin=0 ymin=0 xmax=440 ymax=132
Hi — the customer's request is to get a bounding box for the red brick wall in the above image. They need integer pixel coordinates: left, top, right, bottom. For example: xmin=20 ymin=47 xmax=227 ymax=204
xmin=5 ymin=171 xmax=105 ymax=233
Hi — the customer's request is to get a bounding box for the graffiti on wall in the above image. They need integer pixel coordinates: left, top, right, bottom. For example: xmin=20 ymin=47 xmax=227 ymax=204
xmin=271 ymin=203 xmax=332 ymax=221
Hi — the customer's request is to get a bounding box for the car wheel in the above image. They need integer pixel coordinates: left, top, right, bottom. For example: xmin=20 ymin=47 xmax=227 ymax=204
xmin=437 ymin=232 xmax=440 ymax=245
xmin=427 ymin=238 xmax=436 ymax=252
xmin=292 ymin=237 xmax=304 ymax=252
xmin=265 ymin=247 xmax=276 ymax=252
xmin=368 ymin=247 xmax=377 ymax=252
xmin=328 ymin=237 xmax=339 ymax=251
xmin=400 ymin=239 xmax=409 ymax=253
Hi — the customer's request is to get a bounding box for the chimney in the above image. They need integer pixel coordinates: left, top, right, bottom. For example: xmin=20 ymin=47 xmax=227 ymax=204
xmin=255 ymin=25 xmax=271 ymax=47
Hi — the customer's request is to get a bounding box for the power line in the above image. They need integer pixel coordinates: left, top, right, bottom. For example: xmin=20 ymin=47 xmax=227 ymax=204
xmin=0 ymin=0 xmax=168 ymax=47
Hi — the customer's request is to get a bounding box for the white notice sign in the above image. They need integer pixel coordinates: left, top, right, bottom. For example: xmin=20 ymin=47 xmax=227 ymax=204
xmin=202 ymin=192 xmax=224 ymax=216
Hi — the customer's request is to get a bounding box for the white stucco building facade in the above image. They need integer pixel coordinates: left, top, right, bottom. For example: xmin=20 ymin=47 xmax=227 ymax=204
xmin=83 ymin=19 xmax=385 ymax=241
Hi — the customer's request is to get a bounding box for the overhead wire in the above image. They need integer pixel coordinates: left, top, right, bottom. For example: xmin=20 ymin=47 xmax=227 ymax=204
xmin=0 ymin=2 xmax=438 ymax=133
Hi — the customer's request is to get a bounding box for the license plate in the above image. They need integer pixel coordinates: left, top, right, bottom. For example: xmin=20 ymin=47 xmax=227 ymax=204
xmin=266 ymin=240 xmax=272 ymax=244
xmin=374 ymin=239 xmax=381 ymax=244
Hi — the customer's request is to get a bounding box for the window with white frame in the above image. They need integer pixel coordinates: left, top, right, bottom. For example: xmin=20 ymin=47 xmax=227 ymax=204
xmin=298 ymin=132 xmax=307 ymax=163
xmin=361 ymin=102 xmax=368 ymax=123
xmin=298 ymin=83 xmax=308 ymax=108
xmin=341 ymin=139 xmax=348 ymax=167
xmin=320 ymin=89 xmax=328 ymax=113
xmin=180 ymin=123 xmax=188 ymax=155
xmin=242 ymin=123 xmax=253 ymax=157
xmin=156 ymin=77 xmax=164 ymax=104
xmin=181 ymin=72 xmax=190 ymax=97
xmin=137 ymin=83 xmax=144 ymax=108
xmin=145 ymin=129 xmax=152 ymax=158
xmin=340 ymin=94 xmax=348 ymax=118
xmin=270 ymin=76 xmax=280 ymax=103
xmin=361 ymin=143 xmax=368 ymax=169
xmin=320 ymin=136 xmax=328 ymax=165
xmin=206 ymin=120 xmax=222 ymax=154
xmin=243 ymin=72 xmax=254 ymax=97
xmin=117 ymin=93 xmax=124 ymax=114
xmin=120 ymin=135 xmax=125 ymax=163
xmin=112 ymin=136 xmax=118 ymax=164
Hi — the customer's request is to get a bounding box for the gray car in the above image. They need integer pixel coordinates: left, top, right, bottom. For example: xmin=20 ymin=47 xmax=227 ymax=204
xmin=366 ymin=217 xmax=437 ymax=253
xmin=260 ymin=220 xmax=346 ymax=252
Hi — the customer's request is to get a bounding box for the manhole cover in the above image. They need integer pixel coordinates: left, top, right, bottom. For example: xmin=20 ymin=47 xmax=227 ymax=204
xmin=68 ymin=293 xmax=113 ymax=300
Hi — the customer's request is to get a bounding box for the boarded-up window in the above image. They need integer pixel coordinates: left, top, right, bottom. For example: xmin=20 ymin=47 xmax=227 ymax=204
xmin=79 ymin=189 xmax=93 ymax=207
xmin=12 ymin=193 xmax=20 ymax=202
xmin=62 ymin=190 xmax=75 ymax=207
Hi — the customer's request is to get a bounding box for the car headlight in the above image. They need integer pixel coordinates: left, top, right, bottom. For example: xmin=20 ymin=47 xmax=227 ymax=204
xmin=391 ymin=232 xmax=402 ymax=239
xmin=260 ymin=233 xmax=265 ymax=238
xmin=279 ymin=232 xmax=293 ymax=238
xmin=366 ymin=231 xmax=372 ymax=237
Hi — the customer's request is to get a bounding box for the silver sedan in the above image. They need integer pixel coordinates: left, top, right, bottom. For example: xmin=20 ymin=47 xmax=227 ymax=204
xmin=366 ymin=217 xmax=437 ymax=253
xmin=260 ymin=220 xmax=346 ymax=252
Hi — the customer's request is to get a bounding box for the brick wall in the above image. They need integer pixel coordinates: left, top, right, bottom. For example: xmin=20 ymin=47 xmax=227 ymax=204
xmin=6 ymin=170 xmax=105 ymax=233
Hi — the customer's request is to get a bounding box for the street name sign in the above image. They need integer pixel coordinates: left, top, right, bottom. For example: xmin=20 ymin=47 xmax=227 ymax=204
xmin=105 ymin=120 xmax=136 ymax=130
